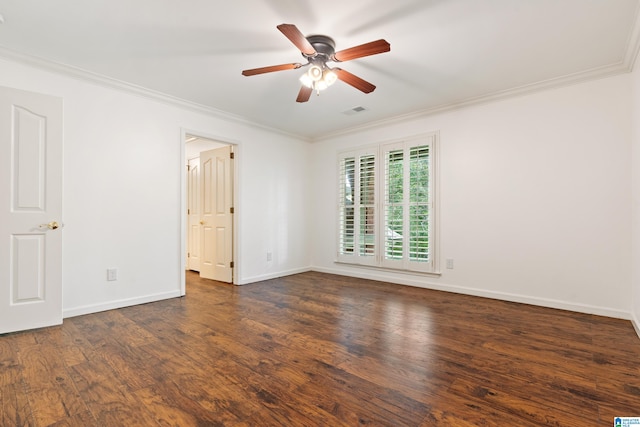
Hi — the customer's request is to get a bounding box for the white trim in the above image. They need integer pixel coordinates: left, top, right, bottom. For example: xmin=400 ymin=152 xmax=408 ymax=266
xmin=623 ymin=0 xmax=640 ymax=72
xmin=632 ymin=312 xmax=640 ymax=340
xmin=63 ymin=290 xmax=182 ymax=319
xmin=0 ymin=46 xmax=311 ymax=142
xmin=314 ymin=63 xmax=631 ymax=142
xmin=1 ymin=43 xmax=636 ymax=145
xmin=334 ymin=260 xmax=441 ymax=277
xmin=180 ymin=129 xmax=240 ymax=286
xmin=319 ymin=1 xmax=640 ymax=143
xmin=179 ymin=129 xmax=187 ymax=296
xmin=61 ymin=262 xmax=636 ymax=326
xmin=312 ymin=265 xmax=632 ymax=320
xmin=236 ymin=267 xmax=312 ymax=285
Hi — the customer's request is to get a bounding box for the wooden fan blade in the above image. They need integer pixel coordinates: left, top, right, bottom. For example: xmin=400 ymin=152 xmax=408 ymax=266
xmin=277 ymin=24 xmax=316 ymax=56
xmin=333 ymin=39 xmax=390 ymax=62
xmin=242 ymin=63 xmax=301 ymax=76
xmin=334 ymin=68 xmax=376 ymax=93
xmin=296 ymin=86 xmax=313 ymax=103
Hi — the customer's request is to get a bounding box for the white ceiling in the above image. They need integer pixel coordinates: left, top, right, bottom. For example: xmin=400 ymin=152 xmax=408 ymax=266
xmin=0 ymin=0 xmax=638 ymax=140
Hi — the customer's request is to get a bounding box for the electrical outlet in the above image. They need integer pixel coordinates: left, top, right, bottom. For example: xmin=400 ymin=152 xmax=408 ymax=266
xmin=446 ymin=259 xmax=454 ymax=269
xmin=266 ymin=252 xmax=273 ymax=261
xmin=107 ymin=268 xmax=118 ymax=281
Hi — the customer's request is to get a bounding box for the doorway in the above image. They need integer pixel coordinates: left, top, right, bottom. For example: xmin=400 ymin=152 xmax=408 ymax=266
xmin=184 ymin=133 xmax=235 ymax=286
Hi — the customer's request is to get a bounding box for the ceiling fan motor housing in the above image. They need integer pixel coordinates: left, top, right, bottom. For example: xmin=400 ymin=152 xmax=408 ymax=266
xmin=304 ymin=35 xmax=336 ymax=62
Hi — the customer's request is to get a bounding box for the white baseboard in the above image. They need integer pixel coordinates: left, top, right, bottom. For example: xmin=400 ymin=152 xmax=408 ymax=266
xmin=62 ymin=266 xmax=636 ymax=328
xmin=236 ymin=266 xmax=312 ymax=285
xmin=63 ymin=290 xmax=182 ymax=319
xmin=632 ymin=312 xmax=640 ymax=340
xmin=311 ymin=265 xmax=631 ymax=320
xmin=61 ymin=267 xmax=314 ymax=318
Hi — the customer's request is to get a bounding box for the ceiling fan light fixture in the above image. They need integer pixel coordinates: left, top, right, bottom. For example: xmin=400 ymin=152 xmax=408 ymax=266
xmin=308 ymin=65 xmax=323 ymax=81
xmin=300 ymin=63 xmax=336 ymax=93
xmin=299 ymin=73 xmax=313 ymax=88
xmin=323 ymin=69 xmax=337 ymax=86
xmin=316 ymin=80 xmax=329 ymax=92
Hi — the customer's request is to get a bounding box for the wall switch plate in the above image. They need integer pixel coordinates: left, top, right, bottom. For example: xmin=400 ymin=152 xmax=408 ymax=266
xmin=266 ymin=252 xmax=273 ymax=261
xmin=446 ymin=259 xmax=454 ymax=269
xmin=107 ymin=268 xmax=118 ymax=281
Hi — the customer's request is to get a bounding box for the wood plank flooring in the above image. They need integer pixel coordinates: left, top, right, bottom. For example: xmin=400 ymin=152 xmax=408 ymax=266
xmin=2 ymin=271 xmax=640 ymax=426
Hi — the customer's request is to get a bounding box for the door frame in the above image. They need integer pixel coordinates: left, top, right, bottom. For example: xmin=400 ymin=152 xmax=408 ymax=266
xmin=186 ymin=156 xmax=201 ymax=273
xmin=179 ymin=128 xmax=239 ymax=295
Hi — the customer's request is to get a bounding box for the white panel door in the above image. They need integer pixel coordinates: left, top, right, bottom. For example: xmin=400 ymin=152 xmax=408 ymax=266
xmin=199 ymin=146 xmax=233 ymax=283
xmin=0 ymin=86 xmax=63 ymax=334
xmin=186 ymin=157 xmax=201 ymax=271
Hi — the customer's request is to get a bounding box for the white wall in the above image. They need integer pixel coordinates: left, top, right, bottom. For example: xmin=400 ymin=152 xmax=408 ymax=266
xmin=311 ymin=74 xmax=633 ymax=318
xmin=2 ymin=52 xmax=635 ymax=322
xmin=0 ymin=56 xmax=311 ymax=317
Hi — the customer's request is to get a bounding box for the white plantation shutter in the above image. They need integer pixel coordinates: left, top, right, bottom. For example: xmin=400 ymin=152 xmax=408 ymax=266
xmin=338 ymin=156 xmax=355 ymax=255
xmin=338 ymin=133 xmax=438 ymax=273
xmin=338 ymin=149 xmax=377 ymax=265
xmin=359 ymin=154 xmax=376 ymax=257
xmin=383 ymin=145 xmax=404 ymax=261
xmin=409 ymin=145 xmax=431 ymax=263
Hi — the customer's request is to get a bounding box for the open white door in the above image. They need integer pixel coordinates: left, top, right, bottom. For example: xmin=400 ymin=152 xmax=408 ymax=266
xmin=0 ymin=86 xmax=63 ymax=334
xmin=199 ymin=146 xmax=234 ymax=283
xmin=186 ymin=157 xmax=201 ymax=272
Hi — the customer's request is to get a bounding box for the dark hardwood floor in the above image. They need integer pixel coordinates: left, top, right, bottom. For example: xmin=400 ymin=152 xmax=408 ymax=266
xmin=2 ymin=271 xmax=640 ymax=426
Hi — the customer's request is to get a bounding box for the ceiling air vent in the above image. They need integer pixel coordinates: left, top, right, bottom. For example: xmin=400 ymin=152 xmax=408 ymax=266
xmin=342 ymin=106 xmax=368 ymax=116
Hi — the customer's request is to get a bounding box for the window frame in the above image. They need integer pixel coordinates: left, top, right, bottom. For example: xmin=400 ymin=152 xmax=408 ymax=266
xmin=336 ymin=132 xmax=439 ymax=274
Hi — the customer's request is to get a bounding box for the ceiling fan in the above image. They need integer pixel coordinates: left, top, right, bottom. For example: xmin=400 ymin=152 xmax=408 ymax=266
xmin=242 ymin=24 xmax=390 ymax=103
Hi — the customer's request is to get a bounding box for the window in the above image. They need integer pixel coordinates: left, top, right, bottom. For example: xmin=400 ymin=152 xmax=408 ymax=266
xmin=337 ymin=133 xmax=438 ymax=273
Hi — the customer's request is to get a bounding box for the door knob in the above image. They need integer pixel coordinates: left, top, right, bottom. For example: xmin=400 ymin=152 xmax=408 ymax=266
xmin=199 ymin=220 xmax=205 ymax=225
xmin=40 ymin=221 xmax=60 ymax=230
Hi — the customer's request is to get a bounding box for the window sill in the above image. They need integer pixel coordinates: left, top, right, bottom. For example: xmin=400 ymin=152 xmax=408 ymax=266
xmin=334 ymin=260 xmax=442 ymax=277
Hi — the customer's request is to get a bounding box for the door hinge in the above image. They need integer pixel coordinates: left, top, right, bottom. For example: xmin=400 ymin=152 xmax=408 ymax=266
xmin=187 ymin=208 xmax=190 ymax=215
xmin=230 ymin=152 xmax=235 ymax=159
xmin=230 ymin=207 xmax=235 ymax=214
xmin=187 ymin=164 xmax=190 ymax=171
xmin=230 ymin=261 xmax=234 ymax=268
xmin=187 ymin=252 xmax=190 ymax=258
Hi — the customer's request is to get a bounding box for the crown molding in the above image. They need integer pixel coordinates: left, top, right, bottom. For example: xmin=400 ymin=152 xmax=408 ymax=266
xmin=313 ymin=61 xmax=630 ymax=142
xmin=3 ymin=5 xmax=640 ymax=146
xmin=313 ymin=2 xmax=640 ymax=142
xmin=0 ymin=46 xmax=311 ymax=143
xmin=623 ymin=0 xmax=640 ymax=72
